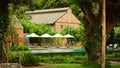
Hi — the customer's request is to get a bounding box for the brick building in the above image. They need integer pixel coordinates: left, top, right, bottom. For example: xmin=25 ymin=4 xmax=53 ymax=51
xmin=26 ymin=7 xmax=81 ymax=32
xmin=9 ymin=15 xmax=24 ymax=45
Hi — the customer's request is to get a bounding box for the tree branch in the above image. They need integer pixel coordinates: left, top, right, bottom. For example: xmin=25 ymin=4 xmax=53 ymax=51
xmin=80 ymin=1 xmax=96 ymax=24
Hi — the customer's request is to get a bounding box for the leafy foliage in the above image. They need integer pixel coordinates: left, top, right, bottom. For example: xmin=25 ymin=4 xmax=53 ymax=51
xmin=33 ymin=0 xmax=69 ymax=9
xmin=38 ymin=55 xmax=86 ymax=63
xmin=61 ymin=25 xmax=85 ymax=43
xmin=20 ymin=19 xmax=55 ymax=35
xmin=9 ymin=51 xmax=19 ymax=63
xmin=1 ymin=0 xmax=120 ymax=64
xmin=0 ymin=10 xmax=9 ymax=41
xmin=61 ymin=26 xmax=75 ymax=35
xmin=9 ymin=45 xmax=29 ymax=51
xmin=106 ymin=52 xmax=120 ymax=61
xmin=0 ymin=42 xmax=6 ymax=62
xmin=20 ymin=19 xmax=55 ymax=44
xmin=22 ymin=52 xmax=39 ymax=66
xmin=0 ymin=1 xmax=10 ymax=62
xmin=9 ymin=51 xmax=39 ymax=66
xmin=114 ymin=22 xmax=120 ymax=46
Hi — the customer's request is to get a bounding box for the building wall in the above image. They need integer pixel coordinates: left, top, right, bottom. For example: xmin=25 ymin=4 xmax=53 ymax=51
xmin=16 ymin=28 xmax=24 ymax=45
xmin=55 ymin=8 xmax=81 ymax=32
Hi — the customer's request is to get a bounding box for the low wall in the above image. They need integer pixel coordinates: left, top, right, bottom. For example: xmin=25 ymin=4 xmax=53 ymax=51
xmin=0 ymin=63 xmax=22 ymax=68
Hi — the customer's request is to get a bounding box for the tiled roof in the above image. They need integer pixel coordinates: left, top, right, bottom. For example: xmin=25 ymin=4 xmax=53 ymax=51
xmin=26 ymin=7 xmax=69 ymax=14
xmin=26 ymin=7 xmax=69 ymax=24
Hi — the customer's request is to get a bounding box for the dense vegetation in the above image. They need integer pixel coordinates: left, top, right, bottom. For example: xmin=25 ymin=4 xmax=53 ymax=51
xmin=0 ymin=0 xmax=120 ymax=66
xmin=8 ymin=49 xmax=120 ymax=66
xmin=20 ymin=19 xmax=55 ymax=35
xmin=7 ymin=45 xmax=120 ymax=67
xmin=20 ymin=19 xmax=85 ymax=45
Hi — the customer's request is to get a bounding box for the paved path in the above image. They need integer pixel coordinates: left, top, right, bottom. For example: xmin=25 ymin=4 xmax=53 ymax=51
xmin=109 ymin=61 xmax=120 ymax=64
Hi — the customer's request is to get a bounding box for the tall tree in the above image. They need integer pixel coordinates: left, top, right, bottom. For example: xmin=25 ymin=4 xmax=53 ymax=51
xmin=0 ymin=0 xmax=32 ymax=62
xmin=68 ymin=0 xmax=120 ymax=64
xmin=0 ymin=0 xmax=11 ymax=62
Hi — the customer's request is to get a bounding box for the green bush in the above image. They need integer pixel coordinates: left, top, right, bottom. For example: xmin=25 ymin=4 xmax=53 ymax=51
xmin=42 ymin=57 xmax=51 ymax=63
xmin=73 ymin=55 xmax=86 ymax=60
xmin=65 ymin=57 xmax=75 ymax=63
xmin=9 ymin=51 xmax=40 ymax=66
xmin=37 ymin=55 xmax=86 ymax=63
xmin=38 ymin=56 xmax=45 ymax=62
xmin=38 ymin=55 xmax=65 ymax=63
xmin=106 ymin=53 xmax=120 ymax=61
xmin=9 ymin=45 xmax=29 ymax=51
xmin=112 ymin=53 xmax=120 ymax=58
xmin=21 ymin=52 xmax=39 ymax=66
xmin=9 ymin=52 xmax=19 ymax=63
xmin=52 ymin=55 xmax=65 ymax=63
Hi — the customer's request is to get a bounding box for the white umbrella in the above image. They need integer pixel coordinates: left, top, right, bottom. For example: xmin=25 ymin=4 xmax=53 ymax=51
xmin=40 ymin=33 xmax=52 ymax=38
xmin=64 ymin=34 xmax=74 ymax=47
xmin=26 ymin=33 xmax=39 ymax=46
xmin=26 ymin=33 xmax=40 ymax=37
xmin=52 ymin=33 xmax=64 ymax=37
xmin=64 ymin=34 xmax=74 ymax=38
xmin=52 ymin=33 xmax=64 ymax=47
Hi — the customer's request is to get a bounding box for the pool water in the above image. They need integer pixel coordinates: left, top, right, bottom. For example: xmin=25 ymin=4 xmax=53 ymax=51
xmin=30 ymin=48 xmax=86 ymax=54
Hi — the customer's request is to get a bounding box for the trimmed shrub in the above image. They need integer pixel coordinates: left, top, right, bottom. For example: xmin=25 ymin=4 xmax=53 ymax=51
xmin=37 ymin=55 xmax=86 ymax=63
xmin=9 ymin=45 xmax=29 ymax=51
xmin=73 ymin=55 xmax=86 ymax=60
xmin=21 ymin=52 xmax=39 ymax=66
xmin=9 ymin=52 xmax=19 ymax=63
xmin=52 ymin=55 xmax=65 ymax=63
xmin=106 ymin=52 xmax=120 ymax=61
xmin=65 ymin=57 xmax=75 ymax=63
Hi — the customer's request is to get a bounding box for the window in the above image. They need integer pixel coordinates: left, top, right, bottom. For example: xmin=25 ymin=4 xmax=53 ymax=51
xmin=61 ymin=25 xmax=63 ymax=29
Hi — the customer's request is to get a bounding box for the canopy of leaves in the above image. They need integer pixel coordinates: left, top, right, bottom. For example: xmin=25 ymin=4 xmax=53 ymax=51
xmin=60 ymin=25 xmax=85 ymax=43
xmin=20 ymin=19 xmax=55 ymax=35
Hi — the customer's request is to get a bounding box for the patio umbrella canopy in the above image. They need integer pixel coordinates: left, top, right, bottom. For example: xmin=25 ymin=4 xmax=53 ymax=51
xmin=40 ymin=33 xmax=52 ymax=38
xmin=52 ymin=33 xmax=64 ymax=37
xmin=52 ymin=33 xmax=64 ymax=47
xmin=26 ymin=33 xmax=40 ymax=46
xmin=64 ymin=34 xmax=74 ymax=47
xmin=26 ymin=33 xmax=40 ymax=37
xmin=64 ymin=34 xmax=74 ymax=38
xmin=40 ymin=33 xmax=53 ymax=47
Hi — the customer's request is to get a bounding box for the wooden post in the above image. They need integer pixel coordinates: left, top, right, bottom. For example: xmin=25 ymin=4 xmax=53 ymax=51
xmin=19 ymin=52 xmax=22 ymax=68
xmin=101 ymin=0 xmax=106 ymax=68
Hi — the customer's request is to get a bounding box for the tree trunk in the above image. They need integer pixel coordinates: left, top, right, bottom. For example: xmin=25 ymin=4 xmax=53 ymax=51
xmin=11 ymin=35 xmax=14 ymax=46
xmin=84 ymin=20 xmax=102 ymax=63
xmin=3 ymin=40 xmax=9 ymax=63
xmin=85 ymin=22 xmax=116 ymax=64
xmin=101 ymin=0 xmax=106 ymax=67
xmin=0 ymin=41 xmax=6 ymax=62
xmin=80 ymin=0 xmax=119 ymax=64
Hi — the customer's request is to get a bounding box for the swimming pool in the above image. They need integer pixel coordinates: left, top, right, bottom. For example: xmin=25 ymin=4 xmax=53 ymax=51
xmin=30 ymin=48 xmax=86 ymax=54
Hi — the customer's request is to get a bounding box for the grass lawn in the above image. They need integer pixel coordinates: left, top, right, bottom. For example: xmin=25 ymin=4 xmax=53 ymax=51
xmin=44 ymin=64 xmax=120 ymax=68
xmin=112 ymin=64 xmax=120 ymax=68
xmin=45 ymin=64 xmax=83 ymax=68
